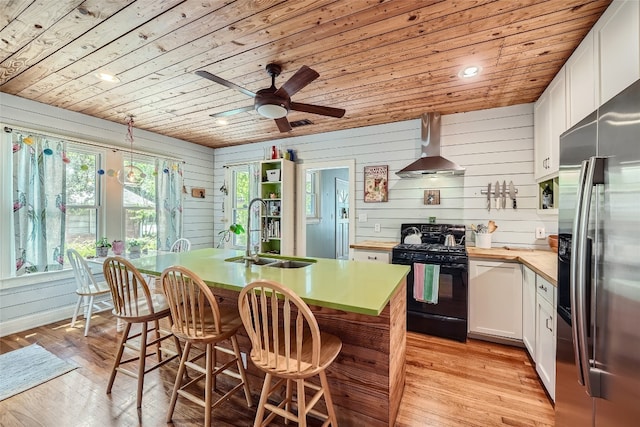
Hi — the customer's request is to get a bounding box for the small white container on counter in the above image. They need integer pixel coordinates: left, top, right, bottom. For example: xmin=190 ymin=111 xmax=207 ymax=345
xmin=475 ymin=233 xmax=492 ymax=248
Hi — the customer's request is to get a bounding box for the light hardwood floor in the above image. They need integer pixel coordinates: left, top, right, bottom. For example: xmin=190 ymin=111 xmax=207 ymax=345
xmin=0 ymin=313 xmax=554 ymax=426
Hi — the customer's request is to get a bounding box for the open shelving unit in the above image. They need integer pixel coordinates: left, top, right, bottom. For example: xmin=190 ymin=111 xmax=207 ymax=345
xmin=260 ymin=159 xmax=295 ymax=255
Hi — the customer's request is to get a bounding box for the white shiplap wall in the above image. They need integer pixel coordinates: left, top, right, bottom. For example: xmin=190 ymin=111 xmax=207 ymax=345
xmin=214 ymin=103 xmax=557 ymax=250
xmin=0 ymin=93 xmax=215 ymax=336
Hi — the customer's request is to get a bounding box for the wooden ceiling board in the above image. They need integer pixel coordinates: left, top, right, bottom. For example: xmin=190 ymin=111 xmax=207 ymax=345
xmin=0 ymin=0 xmax=612 ymax=148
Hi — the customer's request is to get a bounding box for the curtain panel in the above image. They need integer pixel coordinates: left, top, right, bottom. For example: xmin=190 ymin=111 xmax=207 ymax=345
xmin=12 ymin=133 xmax=66 ymax=275
xmin=156 ymin=159 xmax=184 ymax=250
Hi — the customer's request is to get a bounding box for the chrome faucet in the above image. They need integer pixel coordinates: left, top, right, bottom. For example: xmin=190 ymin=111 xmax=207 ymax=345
xmin=245 ymin=197 xmax=267 ymax=266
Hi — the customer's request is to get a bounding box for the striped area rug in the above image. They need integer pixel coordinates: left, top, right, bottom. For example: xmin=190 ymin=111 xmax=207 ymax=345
xmin=0 ymin=343 xmax=77 ymax=401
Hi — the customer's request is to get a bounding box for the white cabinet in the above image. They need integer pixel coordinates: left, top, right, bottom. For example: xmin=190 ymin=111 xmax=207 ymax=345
xmin=535 ymin=275 xmax=556 ymax=401
xmin=593 ymin=0 xmax=640 ymax=105
xmin=468 ymin=260 xmax=523 ymax=341
xmin=260 ymin=159 xmax=295 ymax=255
xmin=534 ymin=69 xmax=565 ymax=181
xmin=353 ymin=249 xmax=390 ymax=263
xmin=566 ymin=30 xmax=597 ymax=127
xmin=522 ymin=266 xmax=537 ymax=360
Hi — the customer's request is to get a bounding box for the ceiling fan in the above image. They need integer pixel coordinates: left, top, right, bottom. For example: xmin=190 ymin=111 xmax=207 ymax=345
xmin=195 ymin=63 xmax=346 ymax=132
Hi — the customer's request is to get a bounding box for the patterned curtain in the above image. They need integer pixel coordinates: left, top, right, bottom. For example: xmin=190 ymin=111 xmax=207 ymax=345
xmin=12 ymin=133 xmax=66 ymax=275
xmin=156 ymin=159 xmax=184 ymax=251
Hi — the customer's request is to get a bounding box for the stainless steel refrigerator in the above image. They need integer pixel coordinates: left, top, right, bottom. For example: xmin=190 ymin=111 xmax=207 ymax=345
xmin=556 ymin=78 xmax=640 ymax=426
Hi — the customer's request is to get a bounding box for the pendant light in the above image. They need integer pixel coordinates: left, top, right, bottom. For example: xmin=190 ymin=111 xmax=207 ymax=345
xmin=117 ymin=115 xmax=146 ymax=185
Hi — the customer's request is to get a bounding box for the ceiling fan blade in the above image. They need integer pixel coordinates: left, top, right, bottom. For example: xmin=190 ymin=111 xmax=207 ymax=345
xmin=290 ymin=102 xmax=345 ymax=118
xmin=274 ymin=65 xmax=319 ymax=98
xmin=195 ymin=70 xmax=256 ymax=98
xmin=209 ymin=105 xmax=254 ymax=117
xmin=275 ymin=117 xmax=292 ymax=132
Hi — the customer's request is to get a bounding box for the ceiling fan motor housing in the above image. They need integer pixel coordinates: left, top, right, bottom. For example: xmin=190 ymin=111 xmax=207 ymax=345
xmin=255 ymin=87 xmax=290 ymax=118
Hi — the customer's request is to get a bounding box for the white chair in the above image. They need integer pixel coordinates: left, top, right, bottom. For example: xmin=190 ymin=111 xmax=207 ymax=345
xmin=67 ymin=248 xmax=113 ymax=336
xmin=170 ymin=238 xmax=191 ymax=252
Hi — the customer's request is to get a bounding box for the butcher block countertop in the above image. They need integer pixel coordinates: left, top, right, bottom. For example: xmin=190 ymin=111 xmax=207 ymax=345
xmin=349 ymin=241 xmax=558 ymax=286
xmin=350 ymin=241 xmax=399 ymax=251
xmin=467 ymin=247 xmax=557 ymax=286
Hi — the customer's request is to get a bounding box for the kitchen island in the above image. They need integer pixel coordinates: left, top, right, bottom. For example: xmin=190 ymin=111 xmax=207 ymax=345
xmin=131 ymin=248 xmax=410 ymax=427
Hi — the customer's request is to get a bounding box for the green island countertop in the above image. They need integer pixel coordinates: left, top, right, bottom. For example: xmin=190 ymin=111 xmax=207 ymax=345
xmin=130 ymin=248 xmax=410 ymax=316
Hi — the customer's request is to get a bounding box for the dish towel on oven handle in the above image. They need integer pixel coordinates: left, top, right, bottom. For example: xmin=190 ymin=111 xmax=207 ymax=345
xmin=413 ymin=263 xmax=440 ymax=304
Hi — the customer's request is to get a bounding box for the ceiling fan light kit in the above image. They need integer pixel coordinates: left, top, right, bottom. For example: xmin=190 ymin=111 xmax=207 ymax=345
xmin=196 ymin=63 xmax=345 ymax=132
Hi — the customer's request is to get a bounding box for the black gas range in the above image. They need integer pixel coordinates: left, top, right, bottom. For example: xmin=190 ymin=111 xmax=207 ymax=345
xmin=392 ymin=223 xmax=469 ymax=342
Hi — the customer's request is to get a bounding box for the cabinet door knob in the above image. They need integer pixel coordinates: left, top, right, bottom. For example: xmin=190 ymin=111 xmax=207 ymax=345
xmin=539 ymin=284 xmax=547 ymax=292
xmin=546 ymin=317 xmax=553 ymax=332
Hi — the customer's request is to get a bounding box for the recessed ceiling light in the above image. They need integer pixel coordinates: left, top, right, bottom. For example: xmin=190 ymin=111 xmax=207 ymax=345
xmin=459 ymin=66 xmax=482 ymax=78
xmin=216 ymin=119 xmax=228 ymax=125
xmin=94 ymin=71 xmax=120 ymax=83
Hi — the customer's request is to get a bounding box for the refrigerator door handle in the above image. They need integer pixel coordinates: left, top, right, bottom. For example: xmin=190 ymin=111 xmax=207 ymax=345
xmin=576 ymin=156 xmax=605 ymax=398
xmin=571 ymin=160 xmax=589 ymax=387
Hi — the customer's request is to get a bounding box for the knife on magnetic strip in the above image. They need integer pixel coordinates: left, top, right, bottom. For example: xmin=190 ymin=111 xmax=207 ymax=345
xmin=487 ymin=182 xmax=491 ymax=212
xmin=509 ymin=180 xmax=517 ymax=209
xmin=502 ymin=180 xmax=507 ymax=209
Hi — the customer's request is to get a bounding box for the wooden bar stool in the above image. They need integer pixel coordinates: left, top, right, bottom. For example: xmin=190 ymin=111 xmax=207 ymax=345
xmin=238 ymin=280 xmax=342 ymax=427
xmin=102 ymin=256 xmax=182 ymax=408
xmin=161 ymin=266 xmax=253 ymax=427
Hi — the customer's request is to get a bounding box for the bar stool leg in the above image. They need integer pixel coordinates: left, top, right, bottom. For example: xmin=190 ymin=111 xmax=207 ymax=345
xmin=297 ymin=378 xmax=307 ymax=427
xmin=136 ymin=322 xmax=149 ymax=408
xmin=167 ymin=342 xmax=191 ymax=423
xmin=205 ymin=343 xmax=213 ymax=427
xmin=107 ymin=322 xmax=131 ymax=394
xmin=320 ymin=371 xmax=338 ymax=426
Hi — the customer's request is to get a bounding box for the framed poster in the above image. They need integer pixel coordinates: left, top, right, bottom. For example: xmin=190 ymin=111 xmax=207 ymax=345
xmin=364 ymin=165 xmax=388 ymax=202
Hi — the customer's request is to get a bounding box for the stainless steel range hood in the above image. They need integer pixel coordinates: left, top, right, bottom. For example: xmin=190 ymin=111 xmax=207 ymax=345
xmin=396 ymin=112 xmax=465 ymax=177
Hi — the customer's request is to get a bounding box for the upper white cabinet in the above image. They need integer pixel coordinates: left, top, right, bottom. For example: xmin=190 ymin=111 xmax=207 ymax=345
xmin=594 ymin=0 xmax=640 ymax=105
xmin=566 ymin=31 xmax=597 ymax=127
xmin=469 ymin=260 xmax=523 ymax=341
xmin=534 ymin=69 xmax=565 ymax=181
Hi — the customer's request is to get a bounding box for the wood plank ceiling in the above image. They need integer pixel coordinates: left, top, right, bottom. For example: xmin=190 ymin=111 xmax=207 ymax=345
xmin=0 ymin=0 xmax=611 ymax=149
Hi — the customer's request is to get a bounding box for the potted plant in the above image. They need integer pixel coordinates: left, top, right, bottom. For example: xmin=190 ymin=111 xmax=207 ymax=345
xmin=128 ymin=239 xmax=142 ymax=256
xmin=96 ymin=237 xmax=111 ymax=257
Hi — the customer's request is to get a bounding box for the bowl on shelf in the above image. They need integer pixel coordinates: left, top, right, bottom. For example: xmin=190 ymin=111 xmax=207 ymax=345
xmin=548 ymin=234 xmax=558 ymax=252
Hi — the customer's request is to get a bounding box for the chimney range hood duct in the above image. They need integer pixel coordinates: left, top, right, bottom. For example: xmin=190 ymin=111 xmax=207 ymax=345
xmin=396 ymin=112 xmax=465 ymax=178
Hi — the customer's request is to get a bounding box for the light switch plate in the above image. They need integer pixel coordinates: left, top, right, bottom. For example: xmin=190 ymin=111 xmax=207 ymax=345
xmin=358 ymin=213 xmax=368 ymax=222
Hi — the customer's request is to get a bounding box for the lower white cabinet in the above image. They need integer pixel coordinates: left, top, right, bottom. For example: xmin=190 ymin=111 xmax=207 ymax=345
xmin=353 ymin=249 xmax=390 ymax=263
xmin=535 ymin=275 xmax=556 ymax=401
xmin=522 ymin=266 xmax=537 ymax=359
xmin=469 ymin=260 xmax=523 ymax=340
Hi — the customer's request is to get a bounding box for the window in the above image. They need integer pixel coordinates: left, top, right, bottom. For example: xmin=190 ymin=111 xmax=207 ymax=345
xmin=122 ymin=156 xmax=157 ymax=251
xmin=5 ymin=126 xmax=184 ymax=279
xmin=226 ymin=163 xmax=259 ymax=249
xmin=65 ymin=147 xmax=101 ymax=257
xmin=306 ymin=170 xmax=320 ymax=222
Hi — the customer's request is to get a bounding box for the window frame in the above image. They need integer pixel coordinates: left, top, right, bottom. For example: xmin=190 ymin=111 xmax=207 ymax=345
xmin=306 ymin=170 xmax=320 ymax=224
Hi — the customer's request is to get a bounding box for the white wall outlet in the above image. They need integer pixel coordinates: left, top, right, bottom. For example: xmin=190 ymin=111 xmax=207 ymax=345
xmin=374 ymin=223 xmax=381 ymax=232
xmin=358 ymin=213 xmax=368 ymax=222
xmin=535 ymin=227 xmax=545 ymax=239
xmin=240 ymin=351 xmax=248 ymax=369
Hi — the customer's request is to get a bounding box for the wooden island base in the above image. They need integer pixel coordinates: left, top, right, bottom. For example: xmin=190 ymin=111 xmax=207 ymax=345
xmin=214 ymin=279 xmax=407 ymax=426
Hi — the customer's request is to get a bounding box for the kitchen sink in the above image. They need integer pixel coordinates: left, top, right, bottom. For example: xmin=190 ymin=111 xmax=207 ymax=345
xmin=225 ymin=256 xmax=314 ymax=268
xmin=264 ymin=260 xmax=312 ymax=269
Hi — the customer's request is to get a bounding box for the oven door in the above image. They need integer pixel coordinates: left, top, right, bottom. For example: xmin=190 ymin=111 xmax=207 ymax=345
xmin=405 ymin=262 xmax=468 ymax=319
